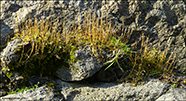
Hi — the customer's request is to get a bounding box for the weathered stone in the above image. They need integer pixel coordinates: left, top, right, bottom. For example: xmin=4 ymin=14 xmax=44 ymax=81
xmin=0 ymin=39 xmax=21 ymax=68
xmin=156 ymin=88 xmax=186 ymax=101
xmin=0 ymin=20 xmax=14 ymax=52
xmin=1 ymin=77 xmax=186 ymax=100
xmin=0 ymin=0 xmax=186 ymax=99
xmin=56 ymin=45 xmax=112 ymax=81
xmin=0 ymin=71 xmax=9 ymax=97
xmin=0 ymin=39 xmax=23 ymax=97
xmin=51 ymin=78 xmax=184 ymax=100
xmin=0 ymin=85 xmax=58 ymax=101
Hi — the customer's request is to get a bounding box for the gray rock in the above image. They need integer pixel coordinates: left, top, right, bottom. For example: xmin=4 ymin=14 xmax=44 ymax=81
xmin=1 ymin=1 xmax=185 ymax=78
xmin=1 ymin=0 xmax=124 ymax=82
xmin=156 ymin=88 xmax=186 ymax=101
xmin=0 ymin=71 xmax=26 ymax=97
xmin=0 ymin=20 xmax=14 ymax=52
xmin=54 ymin=78 xmax=184 ymax=101
xmin=0 ymin=0 xmax=186 ymax=100
xmin=0 ymin=71 xmax=10 ymax=97
xmin=1 ymin=78 xmax=186 ymax=101
xmin=126 ymin=0 xmax=186 ymax=75
xmin=0 ymin=39 xmax=24 ymax=97
xmin=0 ymin=39 xmax=21 ymax=69
xmin=56 ymin=45 xmax=110 ymax=81
xmin=0 ymin=85 xmax=58 ymax=101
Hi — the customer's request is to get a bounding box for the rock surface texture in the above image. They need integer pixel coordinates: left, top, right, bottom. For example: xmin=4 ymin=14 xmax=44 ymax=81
xmin=0 ymin=0 xmax=186 ymax=100
xmin=1 ymin=78 xmax=186 ymax=101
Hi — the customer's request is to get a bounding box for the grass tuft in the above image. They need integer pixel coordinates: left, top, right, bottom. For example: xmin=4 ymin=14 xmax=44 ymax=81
xmin=119 ymin=33 xmax=177 ymax=85
xmin=6 ymin=8 xmax=133 ymax=79
xmin=2 ymin=8 xmax=177 ymax=87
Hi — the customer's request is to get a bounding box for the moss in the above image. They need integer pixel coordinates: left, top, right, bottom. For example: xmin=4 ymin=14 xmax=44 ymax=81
xmin=2 ymin=8 xmax=177 ymax=87
xmin=5 ymin=8 xmax=133 ymax=80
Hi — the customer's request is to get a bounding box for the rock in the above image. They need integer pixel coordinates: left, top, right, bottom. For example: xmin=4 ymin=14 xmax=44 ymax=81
xmin=0 ymin=39 xmax=25 ymax=97
xmin=0 ymin=0 xmax=125 ymax=82
xmin=0 ymin=71 xmax=10 ymax=97
xmin=0 ymin=70 xmax=26 ymax=97
xmin=125 ymin=0 xmax=186 ymax=75
xmin=56 ymin=78 xmax=171 ymax=101
xmin=0 ymin=85 xmax=59 ymax=101
xmin=56 ymin=45 xmax=114 ymax=81
xmin=156 ymin=88 xmax=186 ymax=101
xmin=1 ymin=78 xmax=185 ymax=101
xmin=56 ymin=45 xmax=103 ymax=81
xmin=0 ymin=20 xmax=14 ymax=52
xmin=6 ymin=72 xmax=25 ymax=92
xmin=0 ymin=0 xmax=186 ymax=99
xmin=0 ymin=39 xmax=21 ymax=69
xmin=1 ymin=0 xmax=185 ymax=80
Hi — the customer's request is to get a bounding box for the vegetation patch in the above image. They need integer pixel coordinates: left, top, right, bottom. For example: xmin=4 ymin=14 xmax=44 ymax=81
xmin=6 ymin=8 xmax=133 ymax=79
xmin=3 ymin=8 xmax=178 ymax=87
xmin=118 ymin=34 xmax=177 ymax=86
xmin=8 ymin=82 xmax=39 ymax=95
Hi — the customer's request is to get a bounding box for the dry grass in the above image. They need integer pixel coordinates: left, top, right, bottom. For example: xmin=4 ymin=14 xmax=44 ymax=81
xmin=8 ymin=8 xmax=133 ymax=78
xmin=5 ymin=8 xmax=177 ymax=85
xmin=118 ymin=33 xmax=176 ymax=85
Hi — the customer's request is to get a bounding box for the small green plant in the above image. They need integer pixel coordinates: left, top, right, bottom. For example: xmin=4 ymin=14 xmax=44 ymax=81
xmin=8 ymin=83 xmax=39 ymax=95
xmin=172 ymin=84 xmax=177 ymax=88
xmin=5 ymin=72 xmax=13 ymax=79
xmin=104 ymin=36 xmax=136 ymax=72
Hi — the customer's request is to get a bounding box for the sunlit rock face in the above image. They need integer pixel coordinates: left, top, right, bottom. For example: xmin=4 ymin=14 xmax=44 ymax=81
xmin=0 ymin=0 xmax=186 ymax=100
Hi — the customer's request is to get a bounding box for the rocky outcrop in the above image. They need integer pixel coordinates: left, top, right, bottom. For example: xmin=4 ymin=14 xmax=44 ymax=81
xmin=1 ymin=78 xmax=186 ymax=101
xmin=0 ymin=0 xmax=186 ymax=100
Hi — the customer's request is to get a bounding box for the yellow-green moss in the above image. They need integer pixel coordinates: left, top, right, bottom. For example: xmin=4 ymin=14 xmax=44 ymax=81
xmin=3 ymin=8 xmax=177 ymax=87
xmin=6 ymin=8 xmax=132 ymax=79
